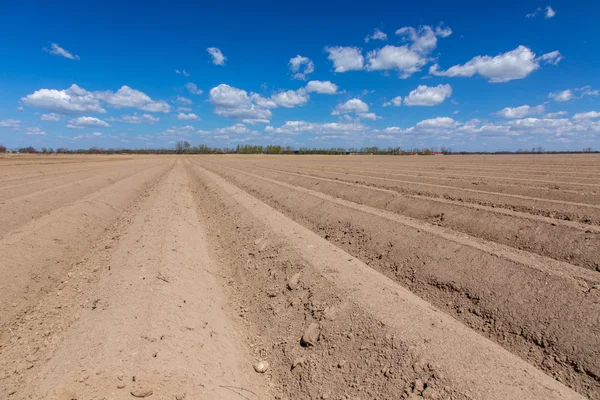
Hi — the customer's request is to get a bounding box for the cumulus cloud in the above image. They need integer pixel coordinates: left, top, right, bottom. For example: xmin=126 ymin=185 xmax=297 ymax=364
xmin=95 ymin=86 xmax=171 ymax=113
xmin=549 ymin=86 xmax=598 ymax=102
xmin=429 ymin=46 xmax=562 ymax=83
xmin=250 ymin=94 xmax=278 ymax=109
xmin=44 ymin=43 xmax=80 ymax=60
xmin=24 ymin=127 xmax=47 ymax=136
xmin=362 ymin=24 xmax=451 ymax=78
xmin=207 ymin=47 xmax=226 ymax=65
xmin=177 ymin=112 xmax=200 ymax=121
xmin=271 ymin=89 xmax=310 ymax=108
xmin=331 ymin=98 xmax=377 ymax=120
xmin=67 ymin=116 xmax=111 ymax=128
xmin=198 ymin=123 xmax=258 ymax=137
xmin=527 ymin=6 xmax=556 ymax=18
xmin=289 ymin=55 xmax=315 ymax=80
xmin=21 ymin=84 xmax=106 ymax=114
xmin=416 ymin=117 xmax=457 ymax=129
xmin=160 ymin=125 xmax=195 ymax=139
xmin=41 ymin=113 xmax=61 ymax=122
xmin=383 ymin=96 xmax=402 ymax=107
xmin=0 ymin=119 xmax=21 ymax=128
xmin=109 ymin=113 xmax=160 ymax=124
xmin=174 ymin=96 xmax=192 ymax=105
xmin=573 ymin=111 xmax=600 ymax=120
xmin=496 ymin=104 xmax=545 ymax=118
xmin=209 ymin=84 xmax=272 ymax=124
xmin=365 ymin=28 xmax=388 ymax=43
xmin=325 ymin=46 xmax=364 ymax=72
xmin=305 ymin=80 xmax=338 ymax=94
xmin=186 ymin=83 xmax=203 ymax=95
xmin=266 ymin=120 xmax=368 ymax=136
xmin=404 ymin=84 xmax=452 ymax=106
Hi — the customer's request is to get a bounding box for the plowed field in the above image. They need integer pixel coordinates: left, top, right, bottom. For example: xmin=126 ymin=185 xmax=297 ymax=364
xmin=1 ymin=154 xmax=598 ymax=399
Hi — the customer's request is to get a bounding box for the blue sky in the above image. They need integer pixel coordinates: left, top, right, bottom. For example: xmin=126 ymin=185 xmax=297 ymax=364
xmin=1 ymin=0 xmax=599 ymax=151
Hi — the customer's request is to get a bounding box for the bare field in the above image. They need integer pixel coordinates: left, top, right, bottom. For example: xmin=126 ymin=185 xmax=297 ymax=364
xmin=0 ymin=154 xmax=598 ymax=399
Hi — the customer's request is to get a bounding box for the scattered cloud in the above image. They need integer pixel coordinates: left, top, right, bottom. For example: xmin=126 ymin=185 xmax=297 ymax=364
xmin=209 ymin=84 xmax=272 ymax=124
xmin=416 ymin=117 xmax=457 ymax=129
xmin=0 ymin=119 xmax=21 ymax=128
xmin=271 ymin=89 xmax=310 ymax=108
xmin=266 ymin=120 xmax=368 ymax=136
xmin=41 ymin=113 xmax=61 ymax=122
xmin=383 ymin=96 xmax=402 ymax=107
xmin=159 ymin=125 xmax=195 ymax=139
xmin=174 ymin=96 xmax=192 ymax=105
xmin=95 ymin=86 xmax=171 ymax=113
xmin=44 ymin=43 xmax=80 ymax=60
xmin=289 ymin=55 xmax=315 ymax=80
xmin=207 ymin=47 xmax=226 ymax=65
xmin=573 ymin=111 xmax=600 ymax=120
xmin=549 ymin=86 xmax=598 ymax=102
xmin=325 ymin=46 xmax=364 ymax=72
xmin=527 ymin=6 xmax=556 ymax=18
xmin=496 ymin=105 xmax=545 ymax=118
xmin=21 ymin=84 xmax=106 ymax=114
xmin=24 ymin=127 xmax=47 ymax=136
xmin=175 ymin=69 xmax=190 ymax=76
xmin=186 ymin=83 xmax=203 ymax=95
xmin=305 ymin=80 xmax=338 ymax=94
xmin=177 ymin=112 xmax=200 ymax=121
xmin=198 ymin=123 xmax=259 ymax=137
xmin=332 ymin=98 xmax=377 ymax=120
xmin=365 ymin=28 xmax=388 ymax=43
xmin=430 ymin=45 xmax=562 ymax=83
xmin=67 ymin=116 xmax=111 ymax=128
xmin=404 ymin=84 xmax=452 ymax=106
xmin=109 ymin=113 xmax=160 ymax=124
xmin=177 ymin=107 xmax=192 ymax=112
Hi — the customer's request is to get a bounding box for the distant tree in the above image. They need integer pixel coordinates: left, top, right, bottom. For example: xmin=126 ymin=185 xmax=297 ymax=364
xmin=19 ymin=146 xmax=36 ymax=153
xmin=583 ymin=147 xmax=592 ymax=153
xmin=175 ymin=141 xmax=191 ymax=154
xmin=0 ymin=144 xmax=6 ymax=153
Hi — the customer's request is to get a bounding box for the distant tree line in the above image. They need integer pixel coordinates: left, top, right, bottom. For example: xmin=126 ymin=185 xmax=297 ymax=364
xmin=1 ymin=142 xmax=596 ymax=155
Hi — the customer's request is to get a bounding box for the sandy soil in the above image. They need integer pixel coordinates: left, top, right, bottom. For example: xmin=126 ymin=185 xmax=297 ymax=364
xmin=1 ymin=154 xmax=598 ymax=399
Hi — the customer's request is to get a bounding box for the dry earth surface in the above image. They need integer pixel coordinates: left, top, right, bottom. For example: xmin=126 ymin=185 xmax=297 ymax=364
xmin=0 ymin=153 xmax=599 ymax=399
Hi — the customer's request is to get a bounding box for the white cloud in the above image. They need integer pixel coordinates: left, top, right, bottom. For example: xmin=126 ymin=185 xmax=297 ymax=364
xmin=207 ymin=47 xmax=226 ymax=65
xmin=186 ymin=83 xmax=203 ymax=95
xmin=549 ymin=87 xmax=598 ymax=102
xmin=416 ymin=117 xmax=457 ymax=129
xmin=175 ymin=69 xmax=190 ymax=76
xmin=429 ymin=46 xmax=562 ymax=83
xmin=174 ymin=96 xmax=192 ymax=105
xmin=360 ymin=112 xmax=378 ymax=120
xmin=325 ymin=46 xmax=364 ymax=72
xmin=41 ymin=113 xmax=61 ymax=122
xmin=67 ymin=116 xmax=111 ymax=128
xmin=177 ymin=107 xmax=192 ymax=112
xmin=404 ymin=84 xmax=452 ymax=106
xmin=267 ymin=120 xmax=367 ymax=136
xmin=289 ymin=55 xmax=315 ymax=80
xmin=250 ymin=94 xmax=278 ymax=109
xmin=110 ymin=113 xmax=160 ymax=124
xmin=548 ymin=89 xmax=573 ymax=102
xmin=365 ymin=28 xmax=388 ymax=43
xmin=271 ymin=89 xmax=310 ymax=108
xmin=573 ymin=111 xmax=600 ymax=120
xmin=435 ymin=25 xmax=453 ymax=38
xmin=45 ymin=43 xmax=79 ymax=60
xmin=305 ymin=80 xmax=338 ymax=94
xmin=160 ymin=125 xmax=195 ymax=138
xmin=545 ymin=6 xmax=556 ymax=18
xmin=545 ymin=111 xmax=567 ymax=118
xmin=198 ymin=123 xmax=258 ymax=136
xmin=92 ymin=132 xmax=102 ymax=136
xmin=209 ymin=84 xmax=272 ymax=124
xmin=0 ymin=119 xmax=21 ymax=128
xmin=396 ymin=25 xmax=443 ymax=54
xmin=24 ymin=127 xmax=47 ymax=136
xmin=383 ymin=96 xmax=402 ymax=107
xmin=21 ymin=84 xmax=106 ymax=114
xmin=496 ymin=104 xmax=545 ymax=118
xmin=366 ymin=45 xmax=426 ymax=78
xmin=332 ymin=98 xmax=369 ymax=114
xmin=177 ymin=112 xmax=200 ymax=121
xmin=95 ymin=86 xmax=171 ymax=113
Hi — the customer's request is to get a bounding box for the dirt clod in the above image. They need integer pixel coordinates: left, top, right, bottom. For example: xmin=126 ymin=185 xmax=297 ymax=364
xmin=300 ymin=322 xmax=320 ymax=347
xmin=253 ymin=360 xmax=270 ymax=373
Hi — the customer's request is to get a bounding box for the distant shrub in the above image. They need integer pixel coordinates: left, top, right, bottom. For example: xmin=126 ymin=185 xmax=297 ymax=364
xmin=0 ymin=144 xmax=6 ymax=153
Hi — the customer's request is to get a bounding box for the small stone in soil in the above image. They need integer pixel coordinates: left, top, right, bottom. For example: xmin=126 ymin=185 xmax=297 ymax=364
xmin=254 ymin=360 xmax=269 ymax=373
xmin=291 ymin=356 xmax=306 ymax=370
xmin=301 ymin=323 xmax=320 ymax=347
xmin=287 ymin=273 xmax=301 ymax=290
xmin=131 ymin=389 xmax=153 ymax=397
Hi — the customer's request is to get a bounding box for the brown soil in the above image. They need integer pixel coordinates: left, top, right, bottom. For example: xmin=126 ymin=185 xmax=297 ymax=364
xmin=1 ymin=154 xmax=597 ymax=399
